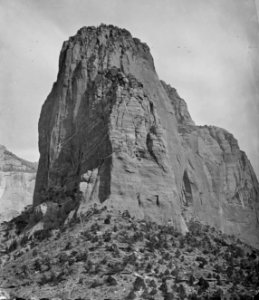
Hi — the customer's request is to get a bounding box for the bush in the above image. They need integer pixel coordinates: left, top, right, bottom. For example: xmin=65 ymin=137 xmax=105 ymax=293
xmin=75 ymin=250 xmax=88 ymax=262
xmin=90 ymin=279 xmax=103 ymax=288
xmin=103 ymin=231 xmax=112 ymax=242
xmin=90 ymin=222 xmax=100 ymax=233
xmin=106 ymin=275 xmax=117 ymax=286
xmin=159 ymin=280 xmax=168 ymax=294
xmin=34 ymin=229 xmax=51 ymax=241
xmin=148 ymin=279 xmax=157 ymax=288
xmin=198 ymin=276 xmax=209 ymax=291
xmin=104 ymin=214 xmax=111 ymax=224
xmin=33 ymin=259 xmax=42 ymax=271
xmin=38 ymin=271 xmax=56 ymax=285
xmin=196 ymin=256 xmax=207 ymax=268
xmin=133 ymin=276 xmax=146 ymax=291
xmin=122 ymin=210 xmax=131 ymax=218
xmin=188 ymin=274 xmax=195 ymax=286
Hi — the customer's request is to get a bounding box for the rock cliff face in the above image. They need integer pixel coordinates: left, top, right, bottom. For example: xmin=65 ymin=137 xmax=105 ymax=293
xmin=0 ymin=145 xmax=37 ymax=222
xmin=162 ymin=83 xmax=259 ymax=247
xmin=34 ymin=25 xmax=259 ymax=247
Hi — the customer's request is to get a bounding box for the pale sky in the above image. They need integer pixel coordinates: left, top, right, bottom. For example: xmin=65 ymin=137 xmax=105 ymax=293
xmin=0 ymin=0 xmax=259 ymax=177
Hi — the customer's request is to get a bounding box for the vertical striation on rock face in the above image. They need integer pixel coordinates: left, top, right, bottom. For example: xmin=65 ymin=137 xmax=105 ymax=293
xmin=34 ymin=24 xmax=259 ymax=247
xmin=163 ymin=86 xmax=259 ymax=247
xmin=0 ymin=145 xmax=37 ymax=222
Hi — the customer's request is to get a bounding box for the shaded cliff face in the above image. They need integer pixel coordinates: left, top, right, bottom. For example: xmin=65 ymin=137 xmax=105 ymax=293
xmin=0 ymin=145 xmax=37 ymax=222
xmin=34 ymin=25 xmax=259 ymax=246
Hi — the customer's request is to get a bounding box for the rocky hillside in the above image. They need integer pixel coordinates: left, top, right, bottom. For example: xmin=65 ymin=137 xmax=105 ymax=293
xmin=0 ymin=145 xmax=37 ymax=222
xmin=0 ymin=205 xmax=258 ymax=299
xmin=32 ymin=24 xmax=259 ymax=248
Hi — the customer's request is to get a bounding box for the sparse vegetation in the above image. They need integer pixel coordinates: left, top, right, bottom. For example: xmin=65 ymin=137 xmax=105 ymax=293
xmin=0 ymin=205 xmax=258 ymax=299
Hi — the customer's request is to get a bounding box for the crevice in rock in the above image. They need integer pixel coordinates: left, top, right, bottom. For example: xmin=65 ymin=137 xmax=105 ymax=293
xmin=182 ymin=170 xmax=193 ymax=206
xmin=156 ymin=195 xmax=160 ymax=207
xmin=137 ymin=193 xmax=142 ymax=207
xmin=146 ymin=133 xmax=159 ymax=166
xmin=98 ymin=153 xmax=112 ymax=203
xmin=146 ymin=131 xmax=166 ymax=172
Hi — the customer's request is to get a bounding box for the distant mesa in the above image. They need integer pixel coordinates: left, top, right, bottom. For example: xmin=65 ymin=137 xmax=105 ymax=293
xmin=0 ymin=145 xmax=37 ymax=223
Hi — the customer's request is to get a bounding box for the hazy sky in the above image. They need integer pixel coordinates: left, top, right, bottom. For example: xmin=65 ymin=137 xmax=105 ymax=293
xmin=1 ymin=0 xmax=259 ymax=177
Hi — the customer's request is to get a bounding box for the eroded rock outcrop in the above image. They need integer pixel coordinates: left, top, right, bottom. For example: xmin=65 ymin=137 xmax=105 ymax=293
xmin=0 ymin=145 xmax=37 ymax=223
xmin=33 ymin=25 xmax=259 ymax=247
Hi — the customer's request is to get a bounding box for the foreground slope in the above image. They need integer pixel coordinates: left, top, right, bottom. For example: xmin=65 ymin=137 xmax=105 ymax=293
xmin=33 ymin=24 xmax=259 ymax=247
xmin=0 ymin=145 xmax=37 ymax=223
xmin=0 ymin=206 xmax=258 ymax=299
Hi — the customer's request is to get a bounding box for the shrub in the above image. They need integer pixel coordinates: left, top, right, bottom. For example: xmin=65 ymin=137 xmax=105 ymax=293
xmin=196 ymin=256 xmax=207 ymax=268
xmin=149 ymin=288 xmax=158 ymax=296
xmin=106 ymin=275 xmax=117 ymax=286
xmin=122 ymin=210 xmax=131 ymax=218
xmin=33 ymin=259 xmax=42 ymax=271
xmin=34 ymin=229 xmax=51 ymax=242
xmin=145 ymin=262 xmax=152 ymax=273
xmin=177 ymin=284 xmax=186 ymax=299
xmin=90 ymin=279 xmax=103 ymax=288
xmin=148 ymin=279 xmax=157 ymax=288
xmin=164 ymin=292 xmax=174 ymax=300
xmin=104 ymin=214 xmax=112 ymax=224
xmin=198 ymin=276 xmax=209 ymax=291
xmin=84 ymin=259 xmax=93 ymax=273
xmin=91 ymin=235 xmax=99 ymax=243
xmin=38 ymin=271 xmax=56 ymax=286
xmin=90 ymin=222 xmax=100 ymax=233
xmin=188 ymin=274 xmax=195 ymax=286
xmin=167 ymin=261 xmax=173 ymax=269
xmin=75 ymin=250 xmax=88 ymax=262
xmin=133 ymin=276 xmax=146 ymax=291
xmin=103 ymin=231 xmax=112 ymax=242
xmin=159 ymin=280 xmax=168 ymax=295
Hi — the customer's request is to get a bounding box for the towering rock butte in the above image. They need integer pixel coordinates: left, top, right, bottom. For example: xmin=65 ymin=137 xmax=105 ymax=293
xmin=0 ymin=145 xmax=37 ymax=222
xmin=34 ymin=25 xmax=259 ymax=247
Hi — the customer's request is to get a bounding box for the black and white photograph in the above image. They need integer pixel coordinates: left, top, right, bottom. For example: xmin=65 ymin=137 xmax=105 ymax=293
xmin=0 ymin=0 xmax=259 ymax=299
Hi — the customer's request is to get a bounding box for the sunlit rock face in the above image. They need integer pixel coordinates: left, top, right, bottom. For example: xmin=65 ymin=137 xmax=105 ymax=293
xmin=162 ymin=83 xmax=259 ymax=248
xmin=34 ymin=25 xmax=259 ymax=246
xmin=0 ymin=145 xmax=37 ymax=222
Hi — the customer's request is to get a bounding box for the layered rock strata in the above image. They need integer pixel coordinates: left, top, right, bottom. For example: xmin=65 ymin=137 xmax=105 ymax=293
xmin=33 ymin=25 xmax=259 ymax=247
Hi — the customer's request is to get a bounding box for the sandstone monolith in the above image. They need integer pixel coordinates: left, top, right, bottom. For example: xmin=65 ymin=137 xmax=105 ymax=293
xmin=33 ymin=25 xmax=259 ymax=247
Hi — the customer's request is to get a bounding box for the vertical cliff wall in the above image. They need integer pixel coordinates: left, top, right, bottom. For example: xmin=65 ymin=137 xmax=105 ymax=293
xmin=162 ymin=82 xmax=259 ymax=247
xmin=34 ymin=25 xmax=259 ymax=246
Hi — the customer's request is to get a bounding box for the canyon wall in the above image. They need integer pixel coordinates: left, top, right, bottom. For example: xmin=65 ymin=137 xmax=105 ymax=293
xmin=0 ymin=145 xmax=37 ymax=222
